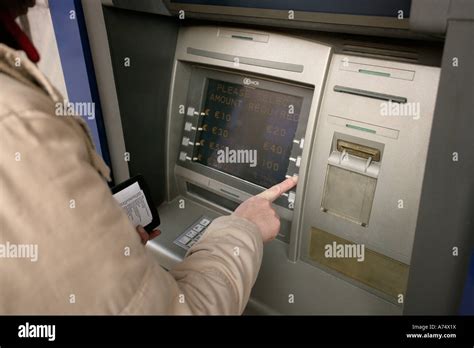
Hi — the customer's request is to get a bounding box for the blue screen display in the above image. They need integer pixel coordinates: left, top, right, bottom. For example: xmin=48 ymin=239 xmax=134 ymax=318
xmin=195 ymin=79 xmax=302 ymax=188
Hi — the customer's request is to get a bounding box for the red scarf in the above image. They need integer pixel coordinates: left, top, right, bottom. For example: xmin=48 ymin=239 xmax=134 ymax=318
xmin=0 ymin=12 xmax=40 ymax=63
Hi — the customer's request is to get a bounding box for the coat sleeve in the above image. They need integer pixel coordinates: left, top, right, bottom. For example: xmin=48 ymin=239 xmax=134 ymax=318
xmin=0 ymin=107 xmax=263 ymax=315
xmin=169 ymin=215 xmax=264 ymax=314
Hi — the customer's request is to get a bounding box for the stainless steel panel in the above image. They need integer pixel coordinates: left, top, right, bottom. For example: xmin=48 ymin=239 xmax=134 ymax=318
xmin=300 ymin=54 xmax=440 ymax=302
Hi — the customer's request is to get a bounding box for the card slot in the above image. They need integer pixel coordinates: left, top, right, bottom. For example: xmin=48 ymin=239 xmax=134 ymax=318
xmin=333 ymin=85 xmax=407 ymax=104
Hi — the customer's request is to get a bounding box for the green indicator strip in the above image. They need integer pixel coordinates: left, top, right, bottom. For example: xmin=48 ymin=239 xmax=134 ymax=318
xmin=358 ymin=69 xmax=391 ymax=78
xmin=346 ymin=124 xmax=376 ymax=134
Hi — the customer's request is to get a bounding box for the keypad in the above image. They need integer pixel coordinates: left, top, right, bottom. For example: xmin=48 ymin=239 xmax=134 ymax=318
xmin=174 ymin=216 xmax=213 ymax=250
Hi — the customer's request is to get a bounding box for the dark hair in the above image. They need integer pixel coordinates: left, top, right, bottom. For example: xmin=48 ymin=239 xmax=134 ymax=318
xmin=0 ymin=16 xmax=16 ymax=47
xmin=0 ymin=0 xmax=35 ymax=46
xmin=0 ymin=0 xmax=36 ymax=18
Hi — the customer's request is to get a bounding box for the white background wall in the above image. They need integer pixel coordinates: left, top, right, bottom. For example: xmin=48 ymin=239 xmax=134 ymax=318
xmin=20 ymin=0 xmax=68 ymax=98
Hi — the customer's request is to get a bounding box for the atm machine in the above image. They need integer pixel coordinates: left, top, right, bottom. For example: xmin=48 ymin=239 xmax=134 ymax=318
xmin=81 ymin=0 xmax=474 ymax=314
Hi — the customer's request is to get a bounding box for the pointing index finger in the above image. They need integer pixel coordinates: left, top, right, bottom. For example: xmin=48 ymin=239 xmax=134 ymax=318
xmin=257 ymin=176 xmax=298 ymax=202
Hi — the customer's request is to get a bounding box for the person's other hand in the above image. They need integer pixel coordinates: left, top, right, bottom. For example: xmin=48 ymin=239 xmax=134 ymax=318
xmin=136 ymin=225 xmax=161 ymax=245
xmin=233 ymin=176 xmax=298 ymax=243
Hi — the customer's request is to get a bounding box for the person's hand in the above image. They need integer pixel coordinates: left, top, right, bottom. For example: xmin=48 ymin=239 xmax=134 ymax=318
xmin=136 ymin=225 xmax=161 ymax=245
xmin=233 ymin=176 xmax=298 ymax=243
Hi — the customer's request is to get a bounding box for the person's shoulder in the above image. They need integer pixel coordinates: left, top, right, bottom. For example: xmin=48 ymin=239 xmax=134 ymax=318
xmin=0 ymin=71 xmax=56 ymax=122
xmin=0 ymin=72 xmax=83 ymax=157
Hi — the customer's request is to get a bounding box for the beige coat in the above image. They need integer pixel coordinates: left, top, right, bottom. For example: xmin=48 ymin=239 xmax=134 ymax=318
xmin=0 ymin=43 xmax=263 ymax=314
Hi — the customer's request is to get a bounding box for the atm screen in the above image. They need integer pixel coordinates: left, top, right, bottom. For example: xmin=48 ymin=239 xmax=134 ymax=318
xmin=195 ymin=78 xmax=302 ymax=188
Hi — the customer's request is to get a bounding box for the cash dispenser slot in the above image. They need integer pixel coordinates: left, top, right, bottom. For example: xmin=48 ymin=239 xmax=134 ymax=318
xmin=333 ymin=85 xmax=407 ymax=104
xmin=336 ymin=140 xmax=381 ymax=162
xmin=321 ymin=136 xmax=383 ymax=227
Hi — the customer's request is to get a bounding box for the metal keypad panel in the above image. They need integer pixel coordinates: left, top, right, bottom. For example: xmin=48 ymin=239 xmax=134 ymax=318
xmin=173 ymin=216 xmax=212 ymax=250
